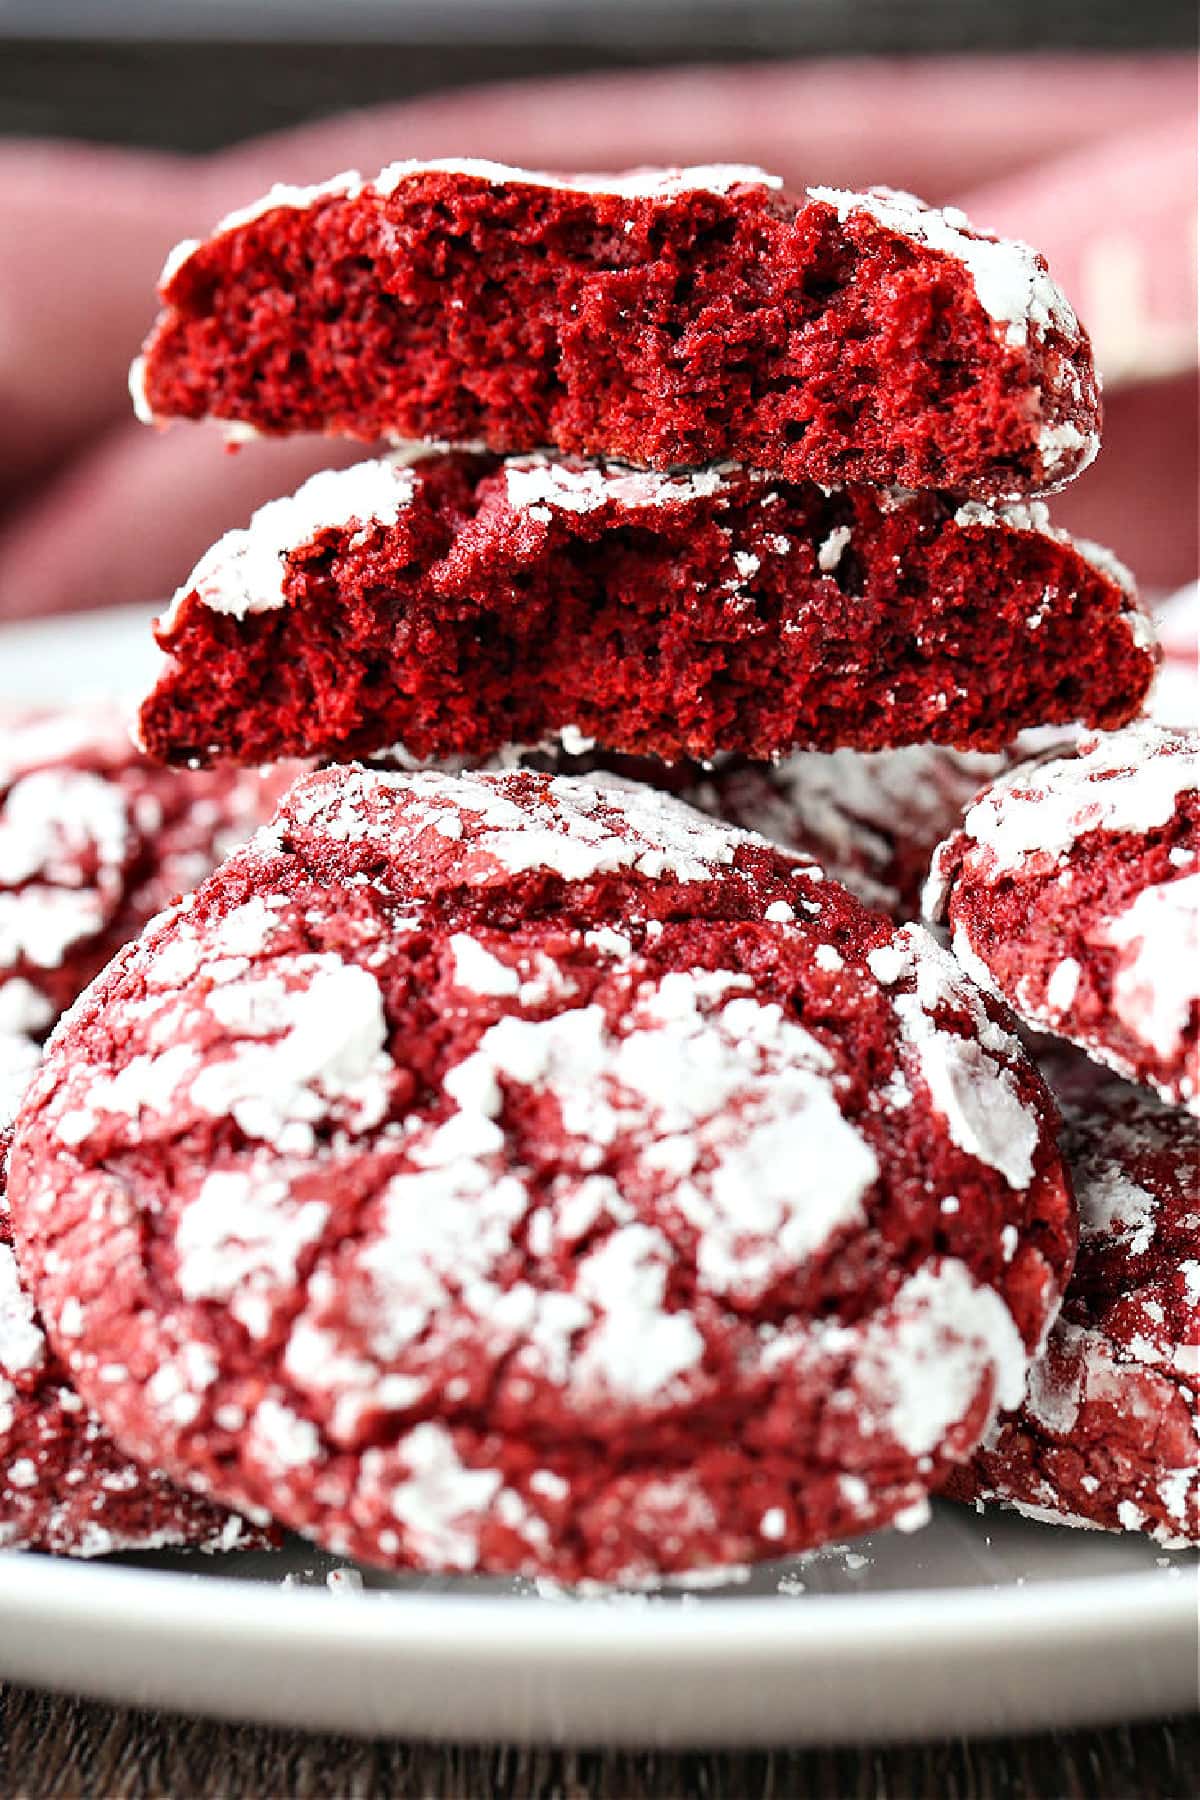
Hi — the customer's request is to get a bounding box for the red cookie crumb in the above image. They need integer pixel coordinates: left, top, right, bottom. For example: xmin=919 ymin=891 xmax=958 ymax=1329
xmin=132 ymin=163 xmax=1099 ymax=502
xmin=926 ymin=723 xmax=1199 ymax=1112
xmin=136 ymin=452 xmax=1151 ymax=770
xmin=945 ymin=1067 xmax=1199 ymax=1548
xmin=0 ymin=706 xmax=298 ymax=1036
xmin=8 ymin=768 xmax=1074 ymax=1584
xmin=0 ymin=1130 xmax=268 ymax=1558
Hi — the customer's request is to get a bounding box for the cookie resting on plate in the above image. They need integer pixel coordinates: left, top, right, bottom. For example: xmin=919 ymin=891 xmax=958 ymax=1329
xmin=7 ymin=767 xmax=1075 ymax=1584
xmin=132 ymin=162 xmax=1098 ymax=502
xmin=946 ymin=1067 xmax=1199 ymax=1548
xmin=135 ymin=451 xmax=1152 ymax=769
xmin=0 ymin=1123 xmax=268 ymax=1559
xmin=0 ymin=705 xmax=295 ymax=1036
xmin=927 ymin=723 xmax=1199 ymax=1113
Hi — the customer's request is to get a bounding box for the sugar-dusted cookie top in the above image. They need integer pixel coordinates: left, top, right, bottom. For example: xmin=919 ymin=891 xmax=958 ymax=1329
xmin=927 ymin=724 xmax=1199 ymax=1112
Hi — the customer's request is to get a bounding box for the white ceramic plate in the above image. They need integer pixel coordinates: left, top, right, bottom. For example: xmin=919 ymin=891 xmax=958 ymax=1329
xmin=0 ymin=606 xmax=1196 ymax=1746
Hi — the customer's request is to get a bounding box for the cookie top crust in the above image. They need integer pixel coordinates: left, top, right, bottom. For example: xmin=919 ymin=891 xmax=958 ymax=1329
xmin=0 ymin=1134 xmax=265 ymax=1558
xmin=0 ymin=704 xmax=295 ymax=1031
xmin=926 ymin=725 xmax=1199 ymax=1111
xmin=685 ymin=745 xmax=1012 ymax=921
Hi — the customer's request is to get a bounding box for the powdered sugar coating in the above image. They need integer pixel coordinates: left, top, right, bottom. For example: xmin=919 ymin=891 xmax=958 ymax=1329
xmin=163 ymin=458 xmax=421 ymax=628
xmin=950 ymin=1073 xmax=1199 ymax=1548
xmin=934 ymin=724 xmax=1193 ymax=880
xmin=0 ymin=1140 xmax=266 ymax=1558
xmin=1095 ymin=872 xmax=1200 ymax=1062
xmin=926 ymin=726 xmax=1199 ymax=1111
xmin=284 ymin=763 xmax=764 ymax=889
xmin=808 ymin=186 xmax=1078 ymax=351
xmin=503 ymin=454 xmax=737 ymax=517
xmin=0 ymin=705 xmax=299 ymax=1032
xmin=0 ymin=708 xmax=293 ymax=1553
xmin=1037 ymin=419 xmax=1097 ymax=476
xmin=55 ymin=947 xmax=398 ymax=1160
xmin=7 ymin=768 xmax=1071 ymax=1582
xmin=847 ymin=1261 xmax=1029 ymax=1456
xmin=687 ymin=745 xmax=1012 ymax=921
xmin=212 ymin=161 xmax=783 ymax=244
xmin=867 ymin=927 xmax=1041 ymax=1190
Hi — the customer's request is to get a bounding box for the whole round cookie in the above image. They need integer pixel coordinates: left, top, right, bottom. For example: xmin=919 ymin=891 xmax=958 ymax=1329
xmin=926 ymin=723 xmax=1199 ymax=1112
xmin=946 ymin=1067 xmax=1199 ymax=1547
xmin=0 ymin=1126 xmax=266 ymax=1558
xmin=8 ymin=768 xmax=1074 ymax=1584
xmin=0 ymin=705 xmax=295 ymax=1034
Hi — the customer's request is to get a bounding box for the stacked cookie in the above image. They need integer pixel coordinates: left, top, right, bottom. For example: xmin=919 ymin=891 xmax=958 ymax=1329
xmin=3 ymin=164 xmax=1194 ymax=1579
xmin=127 ymin=166 xmax=1155 ymax=771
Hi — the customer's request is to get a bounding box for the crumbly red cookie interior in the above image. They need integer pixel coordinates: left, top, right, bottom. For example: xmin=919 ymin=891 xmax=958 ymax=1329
xmin=132 ymin=164 xmax=1098 ymax=502
xmin=927 ymin=723 xmax=1199 ymax=1112
xmin=136 ymin=453 xmax=1151 ymax=770
xmin=8 ymin=768 xmax=1074 ymax=1583
xmin=945 ymin=1067 xmax=1199 ymax=1548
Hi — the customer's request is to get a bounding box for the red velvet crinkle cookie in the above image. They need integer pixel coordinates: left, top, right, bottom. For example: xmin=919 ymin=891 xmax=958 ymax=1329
xmin=8 ymin=767 xmax=1075 ymax=1584
xmin=946 ymin=1068 xmax=1199 ymax=1547
xmin=135 ymin=451 xmax=1152 ymax=769
xmin=0 ymin=706 xmax=296 ymax=1035
xmin=131 ymin=162 xmax=1098 ymax=502
xmin=927 ymin=724 xmax=1199 ymax=1112
xmin=0 ymin=1126 xmax=267 ymax=1558
xmin=684 ymin=746 xmax=1013 ymax=922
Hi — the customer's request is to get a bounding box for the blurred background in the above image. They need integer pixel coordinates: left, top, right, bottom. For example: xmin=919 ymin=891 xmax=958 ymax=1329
xmin=0 ymin=1 xmax=1195 ymax=623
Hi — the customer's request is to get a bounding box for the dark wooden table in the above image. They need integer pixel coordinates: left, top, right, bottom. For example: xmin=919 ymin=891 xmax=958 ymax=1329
xmin=1 ymin=1687 xmax=1196 ymax=1798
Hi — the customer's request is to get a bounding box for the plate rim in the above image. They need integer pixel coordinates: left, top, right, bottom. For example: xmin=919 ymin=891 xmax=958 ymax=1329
xmin=1 ymin=1546 xmax=1194 ymax=1656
